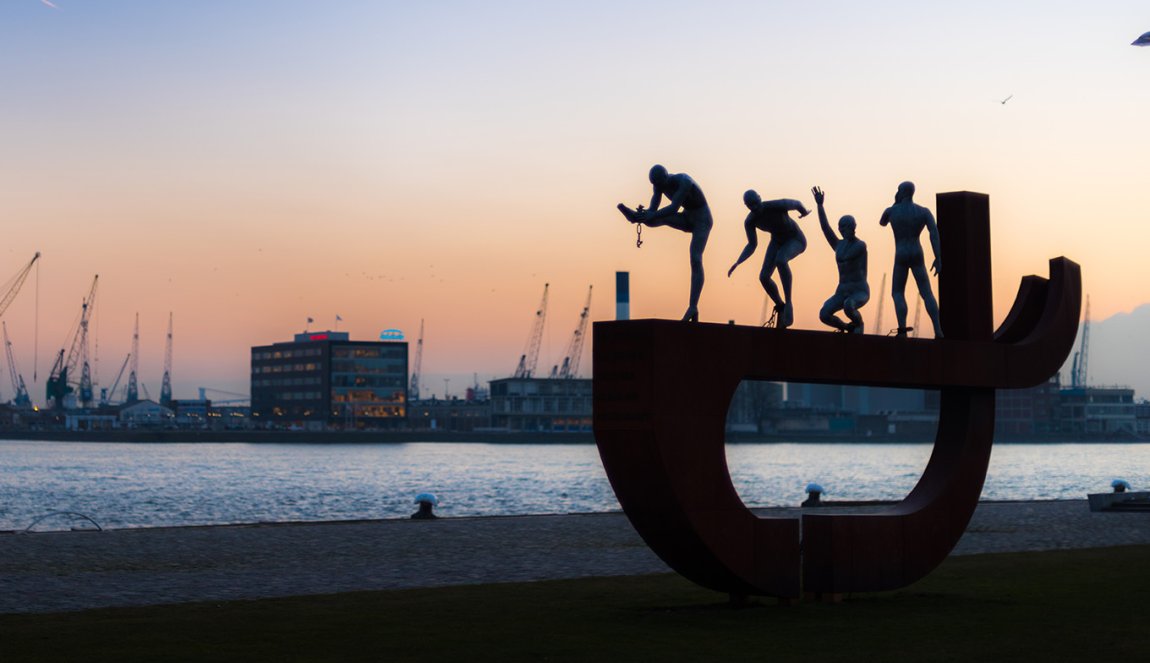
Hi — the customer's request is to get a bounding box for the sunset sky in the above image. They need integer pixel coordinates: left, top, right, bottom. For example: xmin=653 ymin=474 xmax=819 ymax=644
xmin=2 ymin=2 xmax=1148 ymax=402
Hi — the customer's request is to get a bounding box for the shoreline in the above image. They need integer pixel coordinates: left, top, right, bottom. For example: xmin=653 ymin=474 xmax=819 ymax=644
xmin=0 ymin=429 xmax=1145 ymax=444
xmin=3 ymin=499 xmax=1149 ymax=614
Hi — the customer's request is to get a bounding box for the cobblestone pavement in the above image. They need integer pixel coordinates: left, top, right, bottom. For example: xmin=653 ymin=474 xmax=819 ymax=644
xmin=1 ymin=500 xmax=1147 ymax=614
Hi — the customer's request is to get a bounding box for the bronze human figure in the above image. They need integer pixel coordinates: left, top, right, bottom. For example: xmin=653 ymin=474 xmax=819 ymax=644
xmin=727 ymin=190 xmax=811 ymax=328
xmin=880 ymin=181 xmax=942 ymax=337
xmin=617 ymin=165 xmax=712 ymax=322
xmin=812 ymin=187 xmax=868 ymax=333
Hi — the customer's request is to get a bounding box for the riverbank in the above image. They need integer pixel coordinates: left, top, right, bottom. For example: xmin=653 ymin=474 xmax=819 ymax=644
xmin=3 ymin=499 xmax=1148 ymax=614
xmin=0 ymin=429 xmax=596 ymax=444
xmin=0 ymin=429 xmax=1143 ymax=444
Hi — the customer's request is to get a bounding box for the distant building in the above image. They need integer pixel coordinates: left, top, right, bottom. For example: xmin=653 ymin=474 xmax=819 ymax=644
xmin=1059 ymin=386 xmax=1137 ymax=437
xmin=489 ymin=377 xmax=591 ymax=432
xmin=726 ymin=381 xmax=784 ymax=433
xmin=170 ymin=399 xmax=252 ymax=430
xmin=787 ymin=384 xmax=935 ymax=415
xmin=765 ymin=406 xmax=858 ymax=435
xmin=1136 ymin=401 xmax=1150 ymax=437
xmin=171 ymin=399 xmax=210 ymax=427
xmin=64 ymin=412 xmax=119 ymax=431
xmin=845 ymin=386 xmax=936 ymax=416
xmin=408 ymin=397 xmax=492 ymax=432
xmin=786 ymin=383 xmax=847 ymax=410
xmin=995 ymin=377 xmax=1061 ymax=437
xmin=118 ymin=400 xmax=176 ymax=427
xmin=250 ymin=331 xmax=408 ymax=430
xmin=782 ymin=383 xmax=938 ymax=437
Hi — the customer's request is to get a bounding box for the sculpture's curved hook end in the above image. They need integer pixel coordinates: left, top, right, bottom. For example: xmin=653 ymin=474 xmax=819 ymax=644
xmin=993 ymin=257 xmax=1081 ymax=388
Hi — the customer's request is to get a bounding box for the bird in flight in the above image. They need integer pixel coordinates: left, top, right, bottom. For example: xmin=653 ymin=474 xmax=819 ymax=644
xmin=1133 ymin=31 xmax=1150 ymax=47
xmin=998 ymin=94 xmax=1013 ymax=105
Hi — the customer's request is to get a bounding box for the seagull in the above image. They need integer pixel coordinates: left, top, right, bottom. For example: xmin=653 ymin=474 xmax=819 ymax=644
xmin=999 ymin=94 xmax=1013 ymax=105
xmin=1133 ymin=31 xmax=1150 ymax=47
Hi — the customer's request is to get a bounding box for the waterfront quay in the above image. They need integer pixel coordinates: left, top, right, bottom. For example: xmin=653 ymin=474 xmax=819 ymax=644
xmin=3 ymin=500 xmax=1149 ymax=614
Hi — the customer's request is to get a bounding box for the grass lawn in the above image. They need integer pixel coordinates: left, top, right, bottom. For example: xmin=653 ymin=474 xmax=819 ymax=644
xmin=3 ymin=545 xmax=1148 ymax=662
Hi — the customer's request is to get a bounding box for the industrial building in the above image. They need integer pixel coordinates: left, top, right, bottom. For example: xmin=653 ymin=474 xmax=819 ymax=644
xmin=1058 ymin=386 xmax=1137 ymax=436
xmin=995 ymin=378 xmax=1062 ymax=437
xmin=482 ymin=282 xmax=594 ymax=433
xmin=489 ymin=377 xmax=592 ymax=432
xmin=408 ymin=397 xmax=492 ymax=432
xmin=251 ymin=331 xmax=408 ymax=430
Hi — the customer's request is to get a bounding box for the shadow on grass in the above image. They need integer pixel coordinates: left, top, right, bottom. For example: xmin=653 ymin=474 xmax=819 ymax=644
xmin=3 ymin=545 xmax=1148 ymax=662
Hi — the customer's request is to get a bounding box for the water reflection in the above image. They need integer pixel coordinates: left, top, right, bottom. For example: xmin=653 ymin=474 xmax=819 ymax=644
xmin=0 ymin=440 xmax=1147 ymax=530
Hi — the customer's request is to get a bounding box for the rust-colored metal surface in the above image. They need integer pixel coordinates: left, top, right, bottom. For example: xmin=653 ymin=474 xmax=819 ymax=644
xmin=593 ymin=192 xmax=1081 ymax=597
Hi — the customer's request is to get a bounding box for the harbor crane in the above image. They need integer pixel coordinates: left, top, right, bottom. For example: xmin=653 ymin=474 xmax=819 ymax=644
xmin=0 ymin=252 xmax=41 ymax=407
xmin=551 ymin=285 xmax=592 ymax=379
xmin=160 ymin=312 xmax=173 ymax=407
xmin=3 ymin=322 xmax=32 ymax=409
xmin=1071 ymin=295 xmax=1091 ymax=388
xmin=0 ymin=252 xmax=41 ymax=321
xmin=100 ymin=353 xmax=130 ymax=406
xmin=126 ymin=313 xmax=140 ymax=403
xmin=46 ymin=275 xmax=98 ymax=409
xmin=513 ymin=283 xmax=549 ymax=379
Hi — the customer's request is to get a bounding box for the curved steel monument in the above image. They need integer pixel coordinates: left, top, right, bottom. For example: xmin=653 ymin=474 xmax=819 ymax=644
xmin=593 ymin=192 xmax=1081 ymax=599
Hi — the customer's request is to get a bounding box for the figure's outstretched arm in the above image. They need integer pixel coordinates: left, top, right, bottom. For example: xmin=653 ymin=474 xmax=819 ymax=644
xmin=645 ymin=186 xmax=664 ymax=221
xmin=648 ymin=179 xmax=689 ymax=220
xmin=761 ymin=198 xmax=811 ymax=219
xmin=813 ymin=187 xmax=839 ymax=248
xmin=728 ymin=219 xmax=758 ymax=277
xmin=879 ymin=208 xmax=891 ymax=227
xmin=925 ymin=210 xmax=941 ymax=275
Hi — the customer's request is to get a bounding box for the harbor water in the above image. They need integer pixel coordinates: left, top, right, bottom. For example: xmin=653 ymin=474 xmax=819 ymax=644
xmin=2 ymin=440 xmax=1148 ymax=531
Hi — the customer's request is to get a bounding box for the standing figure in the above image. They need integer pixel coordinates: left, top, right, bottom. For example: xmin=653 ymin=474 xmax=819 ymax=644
xmin=812 ymin=186 xmax=869 ymax=333
xmin=879 ymin=181 xmax=942 ymax=337
xmin=727 ymin=189 xmax=811 ymax=328
xmin=617 ymin=165 xmax=713 ymax=322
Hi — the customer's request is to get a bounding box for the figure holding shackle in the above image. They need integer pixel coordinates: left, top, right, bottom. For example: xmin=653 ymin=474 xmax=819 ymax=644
xmin=617 ymin=165 xmax=713 ymax=322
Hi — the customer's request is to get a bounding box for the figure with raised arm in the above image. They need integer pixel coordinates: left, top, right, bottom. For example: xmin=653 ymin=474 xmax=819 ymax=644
xmin=727 ymin=189 xmax=811 ymax=328
xmin=617 ymin=165 xmax=713 ymax=322
xmin=812 ymin=186 xmax=869 ymax=333
xmin=880 ymin=181 xmax=942 ymax=337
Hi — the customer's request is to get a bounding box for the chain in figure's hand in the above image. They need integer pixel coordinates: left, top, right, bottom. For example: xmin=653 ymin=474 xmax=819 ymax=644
xmin=635 ymin=205 xmax=645 ymax=248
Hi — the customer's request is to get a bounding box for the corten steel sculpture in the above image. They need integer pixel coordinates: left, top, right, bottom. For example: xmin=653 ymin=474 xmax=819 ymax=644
xmin=593 ymin=192 xmax=1080 ymax=599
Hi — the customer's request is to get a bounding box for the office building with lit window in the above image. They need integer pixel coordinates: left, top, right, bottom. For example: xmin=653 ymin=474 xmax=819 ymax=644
xmin=251 ymin=331 xmax=408 ymax=429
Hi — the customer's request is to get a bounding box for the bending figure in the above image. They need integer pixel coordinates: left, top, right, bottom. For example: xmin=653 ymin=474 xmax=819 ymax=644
xmin=879 ymin=181 xmax=942 ymax=337
xmin=812 ymin=186 xmax=869 ymax=333
xmin=727 ymin=189 xmax=811 ymax=328
xmin=618 ymin=165 xmax=712 ymax=322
